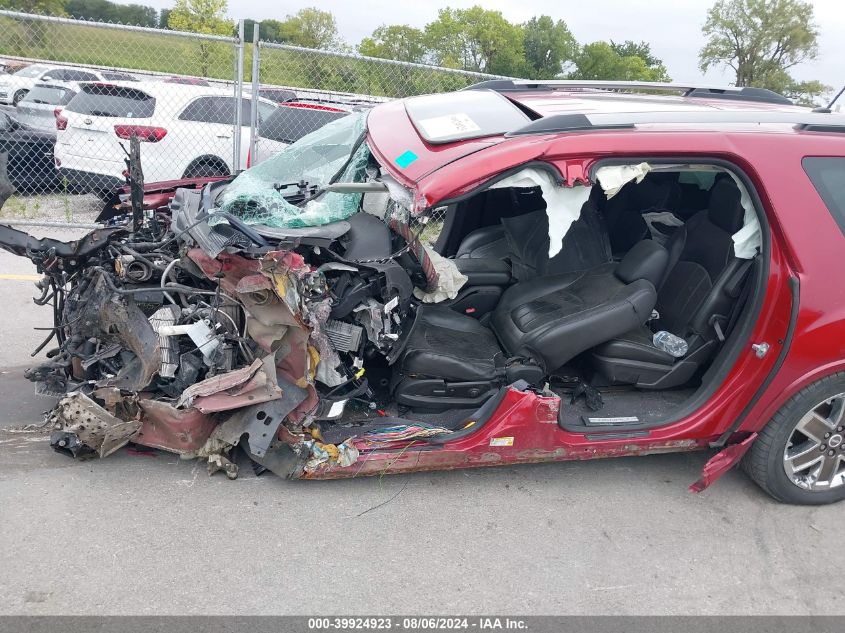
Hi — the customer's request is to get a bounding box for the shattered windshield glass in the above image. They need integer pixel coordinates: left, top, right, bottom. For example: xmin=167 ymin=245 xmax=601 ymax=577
xmin=215 ymin=111 xmax=369 ymax=228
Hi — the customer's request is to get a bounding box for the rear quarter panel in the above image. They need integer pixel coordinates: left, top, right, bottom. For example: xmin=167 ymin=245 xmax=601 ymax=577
xmin=729 ymin=132 xmax=845 ymax=434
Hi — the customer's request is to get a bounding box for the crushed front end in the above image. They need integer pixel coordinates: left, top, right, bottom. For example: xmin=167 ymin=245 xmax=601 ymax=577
xmin=0 ymin=112 xmax=475 ymax=480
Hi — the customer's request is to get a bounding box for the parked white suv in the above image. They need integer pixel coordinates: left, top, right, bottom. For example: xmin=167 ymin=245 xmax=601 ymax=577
xmin=0 ymin=64 xmax=135 ymax=105
xmin=251 ymin=100 xmax=356 ymax=166
xmin=54 ymin=81 xmax=284 ymax=194
xmin=15 ymin=82 xmax=81 ymax=131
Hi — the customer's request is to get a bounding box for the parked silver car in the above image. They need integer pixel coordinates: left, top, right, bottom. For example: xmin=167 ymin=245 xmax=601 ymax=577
xmin=15 ymin=82 xmax=79 ymax=131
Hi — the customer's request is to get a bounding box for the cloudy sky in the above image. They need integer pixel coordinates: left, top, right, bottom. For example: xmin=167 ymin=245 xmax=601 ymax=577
xmin=142 ymin=0 xmax=844 ymax=90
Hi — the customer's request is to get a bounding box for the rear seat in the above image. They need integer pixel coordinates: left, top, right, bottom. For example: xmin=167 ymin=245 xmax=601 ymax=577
xmin=603 ymin=172 xmax=681 ymax=256
xmin=589 ymin=179 xmax=753 ymax=389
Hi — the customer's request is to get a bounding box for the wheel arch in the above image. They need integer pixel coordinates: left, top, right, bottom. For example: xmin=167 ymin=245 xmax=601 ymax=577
xmin=743 ymin=360 xmax=845 ymax=433
xmin=182 ymin=154 xmax=231 ymax=178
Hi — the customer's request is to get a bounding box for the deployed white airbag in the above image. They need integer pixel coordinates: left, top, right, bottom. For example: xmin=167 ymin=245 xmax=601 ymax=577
xmin=727 ymin=171 xmax=761 ymax=259
xmin=413 ymin=247 xmax=468 ymax=303
xmin=595 ymin=163 xmax=651 ymax=198
xmin=490 ymin=168 xmax=591 ymax=258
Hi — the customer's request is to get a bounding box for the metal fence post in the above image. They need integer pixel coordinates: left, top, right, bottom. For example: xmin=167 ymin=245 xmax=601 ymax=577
xmin=248 ymin=23 xmax=261 ymax=167
xmin=232 ymin=19 xmax=245 ymax=172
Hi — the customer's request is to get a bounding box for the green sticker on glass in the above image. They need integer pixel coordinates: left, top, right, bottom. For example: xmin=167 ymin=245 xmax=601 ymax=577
xmin=395 ymin=150 xmax=418 ymax=168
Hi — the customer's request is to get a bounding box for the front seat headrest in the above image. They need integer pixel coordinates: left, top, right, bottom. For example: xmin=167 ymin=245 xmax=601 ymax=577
xmin=707 ymin=179 xmax=745 ymax=234
xmin=614 ymin=239 xmax=668 ymax=287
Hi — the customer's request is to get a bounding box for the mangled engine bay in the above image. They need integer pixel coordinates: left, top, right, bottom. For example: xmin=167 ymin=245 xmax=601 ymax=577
xmin=2 ymin=116 xmax=467 ymax=480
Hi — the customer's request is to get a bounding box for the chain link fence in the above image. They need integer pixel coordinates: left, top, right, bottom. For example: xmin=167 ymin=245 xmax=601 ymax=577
xmin=0 ymin=10 xmax=508 ymax=235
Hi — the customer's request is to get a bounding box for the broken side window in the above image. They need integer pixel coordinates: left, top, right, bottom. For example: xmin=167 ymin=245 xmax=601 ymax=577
xmin=596 ymin=163 xmax=762 ymax=259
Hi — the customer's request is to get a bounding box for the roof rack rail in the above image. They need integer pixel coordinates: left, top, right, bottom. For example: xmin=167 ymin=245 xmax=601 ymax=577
xmin=465 ymin=79 xmax=793 ymax=106
xmin=507 ymin=110 xmax=845 ymax=137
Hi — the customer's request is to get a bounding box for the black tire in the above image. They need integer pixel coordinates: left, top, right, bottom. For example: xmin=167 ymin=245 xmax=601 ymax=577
xmin=12 ymin=90 xmax=27 ymax=106
xmin=183 ymin=158 xmax=229 ymax=179
xmin=742 ymin=372 xmax=845 ymax=505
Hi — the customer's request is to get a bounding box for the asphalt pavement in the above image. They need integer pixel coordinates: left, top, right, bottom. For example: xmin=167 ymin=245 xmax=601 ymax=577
xmin=0 ymin=225 xmax=843 ymax=616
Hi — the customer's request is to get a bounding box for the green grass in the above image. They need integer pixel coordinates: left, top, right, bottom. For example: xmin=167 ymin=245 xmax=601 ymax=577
xmin=0 ymin=195 xmax=37 ymax=218
xmin=61 ymin=176 xmax=72 ymax=222
xmin=0 ymin=191 xmax=101 ymax=220
xmin=0 ymin=17 xmax=235 ymax=80
xmin=0 ymin=16 xmax=482 ymax=98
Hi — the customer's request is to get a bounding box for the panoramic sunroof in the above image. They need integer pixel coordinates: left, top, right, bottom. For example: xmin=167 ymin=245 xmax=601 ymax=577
xmin=405 ymin=89 xmax=530 ymax=144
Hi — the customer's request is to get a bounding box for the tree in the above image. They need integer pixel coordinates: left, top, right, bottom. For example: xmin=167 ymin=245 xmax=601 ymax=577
xmin=168 ymin=0 xmax=230 ymax=34
xmin=359 ymin=25 xmax=428 ymax=64
xmin=259 ymin=19 xmax=285 ymax=42
xmin=522 ymin=16 xmax=576 ymax=79
xmin=243 ymin=18 xmax=286 ymax=43
xmin=67 ymin=0 xmax=109 ymax=22
xmin=570 ymin=41 xmax=671 ymax=81
xmin=699 ymin=0 xmax=819 ymax=89
xmin=782 ymin=79 xmax=830 ymax=106
xmin=756 ymin=67 xmax=830 ymax=105
xmin=0 ymin=0 xmax=65 ymax=15
xmin=64 ymin=0 xmax=157 ymax=26
xmin=120 ymin=3 xmax=156 ymax=26
xmin=425 ymin=7 xmax=524 ymax=76
xmin=167 ymin=0 xmax=233 ymax=75
xmin=610 ymin=40 xmax=670 ymax=81
xmin=277 ymin=7 xmax=340 ymax=50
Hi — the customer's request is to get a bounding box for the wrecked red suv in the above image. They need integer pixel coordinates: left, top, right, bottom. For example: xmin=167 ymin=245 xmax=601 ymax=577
xmin=3 ymin=79 xmax=845 ymax=505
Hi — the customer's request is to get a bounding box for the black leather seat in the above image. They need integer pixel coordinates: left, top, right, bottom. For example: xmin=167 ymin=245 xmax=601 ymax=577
xmin=399 ymin=305 xmax=505 ymax=383
xmin=454 ymin=225 xmax=509 ymax=259
xmin=452 ymin=186 xmax=547 ymax=260
xmin=444 ymin=189 xmax=612 ymax=320
xmin=453 ymin=186 xmax=612 ymax=277
xmin=603 ymin=172 xmax=681 ymax=256
xmin=394 ymin=240 xmax=668 ymax=408
xmin=490 ymin=241 xmax=665 ymax=370
xmin=590 ymin=179 xmax=752 ymax=389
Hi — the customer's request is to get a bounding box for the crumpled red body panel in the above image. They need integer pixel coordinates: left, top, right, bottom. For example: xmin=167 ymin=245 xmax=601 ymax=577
xmin=185 ymin=247 xmax=318 ymax=423
xmin=689 ymin=433 xmax=758 ymax=493
xmin=136 ymin=398 xmax=217 ymax=454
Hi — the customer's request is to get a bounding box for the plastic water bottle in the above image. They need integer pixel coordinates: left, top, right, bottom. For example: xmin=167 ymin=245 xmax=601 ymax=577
xmin=652 ymin=331 xmax=688 ymax=358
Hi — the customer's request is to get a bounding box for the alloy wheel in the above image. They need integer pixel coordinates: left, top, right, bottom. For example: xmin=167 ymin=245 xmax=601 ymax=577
xmin=782 ymin=393 xmax=845 ymax=490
